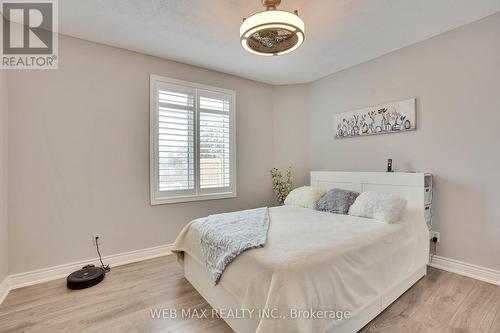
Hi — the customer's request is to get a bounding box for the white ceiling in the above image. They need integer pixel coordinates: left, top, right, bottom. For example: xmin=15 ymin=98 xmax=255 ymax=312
xmin=59 ymin=0 xmax=500 ymax=85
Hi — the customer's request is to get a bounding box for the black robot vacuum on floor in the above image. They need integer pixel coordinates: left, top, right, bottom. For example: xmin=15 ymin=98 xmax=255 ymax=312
xmin=67 ymin=236 xmax=110 ymax=290
xmin=67 ymin=264 xmax=106 ymax=290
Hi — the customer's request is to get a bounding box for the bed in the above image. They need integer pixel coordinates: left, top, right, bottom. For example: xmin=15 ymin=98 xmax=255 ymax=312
xmin=172 ymin=172 xmax=430 ymax=333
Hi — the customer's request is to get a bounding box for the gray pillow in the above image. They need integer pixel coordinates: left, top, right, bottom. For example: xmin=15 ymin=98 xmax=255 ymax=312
xmin=315 ymin=188 xmax=360 ymax=214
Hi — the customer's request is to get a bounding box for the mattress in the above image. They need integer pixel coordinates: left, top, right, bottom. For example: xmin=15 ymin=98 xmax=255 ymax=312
xmin=172 ymin=205 xmax=429 ymax=333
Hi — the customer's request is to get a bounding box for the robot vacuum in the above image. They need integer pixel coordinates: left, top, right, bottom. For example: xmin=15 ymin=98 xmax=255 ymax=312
xmin=67 ymin=265 xmax=105 ymax=290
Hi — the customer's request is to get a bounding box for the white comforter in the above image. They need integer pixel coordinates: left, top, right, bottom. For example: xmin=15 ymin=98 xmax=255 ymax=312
xmin=172 ymin=206 xmax=429 ymax=333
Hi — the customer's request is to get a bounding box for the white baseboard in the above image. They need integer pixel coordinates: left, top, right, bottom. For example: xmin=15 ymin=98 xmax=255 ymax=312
xmin=0 ymin=243 xmax=173 ymax=304
xmin=429 ymin=255 xmax=500 ymax=286
xmin=0 ymin=276 xmax=10 ymax=304
xmin=2 ymin=249 xmax=498 ymax=306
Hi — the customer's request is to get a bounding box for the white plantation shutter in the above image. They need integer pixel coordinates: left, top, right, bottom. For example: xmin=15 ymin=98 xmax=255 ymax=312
xmin=198 ymin=90 xmax=231 ymax=191
xmin=156 ymin=83 xmax=195 ymax=192
xmin=150 ymin=76 xmax=236 ymax=204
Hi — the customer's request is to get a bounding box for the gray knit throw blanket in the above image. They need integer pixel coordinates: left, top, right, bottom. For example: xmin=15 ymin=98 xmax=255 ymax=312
xmin=198 ymin=207 xmax=270 ymax=285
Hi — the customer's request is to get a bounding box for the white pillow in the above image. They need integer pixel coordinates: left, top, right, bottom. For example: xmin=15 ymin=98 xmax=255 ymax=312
xmin=284 ymin=186 xmax=326 ymax=209
xmin=348 ymin=191 xmax=407 ymax=223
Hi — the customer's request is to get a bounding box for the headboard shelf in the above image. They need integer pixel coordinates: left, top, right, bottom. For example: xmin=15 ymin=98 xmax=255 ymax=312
xmin=311 ymin=171 xmax=425 ymax=187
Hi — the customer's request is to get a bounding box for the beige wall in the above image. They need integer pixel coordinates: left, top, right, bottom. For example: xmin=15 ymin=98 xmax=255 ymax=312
xmin=0 ymin=69 xmax=8 ymax=280
xmin=7 ymin=35 xmax=275 ymax=273
xmin=306 ymin=13 xmax=500 ymax=270
xmin=271 ymin=85 xmax=309 ymax=188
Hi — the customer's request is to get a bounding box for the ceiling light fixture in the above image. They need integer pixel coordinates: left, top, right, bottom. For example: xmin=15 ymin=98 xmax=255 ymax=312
xmin=240 ymin=0 xmax=305 ymax=56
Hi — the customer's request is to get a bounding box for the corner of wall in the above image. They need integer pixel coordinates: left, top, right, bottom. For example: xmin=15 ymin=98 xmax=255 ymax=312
xmin=270 ymin=84 xmax=310 ymax=188
xmin=0 ymin=69 xmax=9 ymax=284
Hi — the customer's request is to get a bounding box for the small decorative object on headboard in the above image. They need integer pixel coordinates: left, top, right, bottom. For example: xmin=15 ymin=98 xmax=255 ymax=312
xmin=387 ymin=159 xmax=393 ymax=172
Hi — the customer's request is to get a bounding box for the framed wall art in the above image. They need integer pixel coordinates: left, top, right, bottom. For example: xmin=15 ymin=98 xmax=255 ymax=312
xmin=334 ymin=98 xmax=416 ymax=139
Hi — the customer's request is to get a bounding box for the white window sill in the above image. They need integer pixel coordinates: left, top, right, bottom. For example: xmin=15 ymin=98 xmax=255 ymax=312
xmin=151 ymin=192 xmax=237 ymax=205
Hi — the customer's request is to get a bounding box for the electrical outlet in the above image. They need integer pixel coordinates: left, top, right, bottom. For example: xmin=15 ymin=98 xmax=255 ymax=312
xmin=93 ymin=234 xmax=101 ymax=246
xmin=430 ymin=231 xmax=440 ymax=242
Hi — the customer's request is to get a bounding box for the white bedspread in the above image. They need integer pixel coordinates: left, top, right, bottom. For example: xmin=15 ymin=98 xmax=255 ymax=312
xmin=172 ymin=206 xmax=429 ymax=333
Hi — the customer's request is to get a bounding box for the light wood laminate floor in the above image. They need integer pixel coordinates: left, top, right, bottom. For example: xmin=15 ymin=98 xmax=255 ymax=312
xmin=1 ymin=255 xmax=499 ymax=333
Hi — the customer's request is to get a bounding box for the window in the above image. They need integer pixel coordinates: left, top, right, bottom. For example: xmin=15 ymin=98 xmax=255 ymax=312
xmin=150 ymin=75 xmax=236 ymax=204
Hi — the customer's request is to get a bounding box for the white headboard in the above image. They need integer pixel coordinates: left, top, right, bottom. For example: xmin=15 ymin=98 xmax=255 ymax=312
xmin=310 ymin=171 xmax=426 ymax=224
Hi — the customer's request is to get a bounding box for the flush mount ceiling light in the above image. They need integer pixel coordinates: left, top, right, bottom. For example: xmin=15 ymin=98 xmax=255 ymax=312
xmin=240 ymin=0 xmax=305 ymax=56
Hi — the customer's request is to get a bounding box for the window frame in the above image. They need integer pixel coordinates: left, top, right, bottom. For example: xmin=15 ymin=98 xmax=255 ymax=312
xmin=150 ymin=74 xmax=237 ymax=205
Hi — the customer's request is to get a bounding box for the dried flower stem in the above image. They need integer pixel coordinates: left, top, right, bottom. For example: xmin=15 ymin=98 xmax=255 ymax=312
xmin=270 ymin=167 xmax=293 ymax=205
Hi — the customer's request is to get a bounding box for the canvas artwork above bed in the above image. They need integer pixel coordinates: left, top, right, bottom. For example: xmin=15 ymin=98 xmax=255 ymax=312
xmin=334 ymin=98 xmax=416 ymax=139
